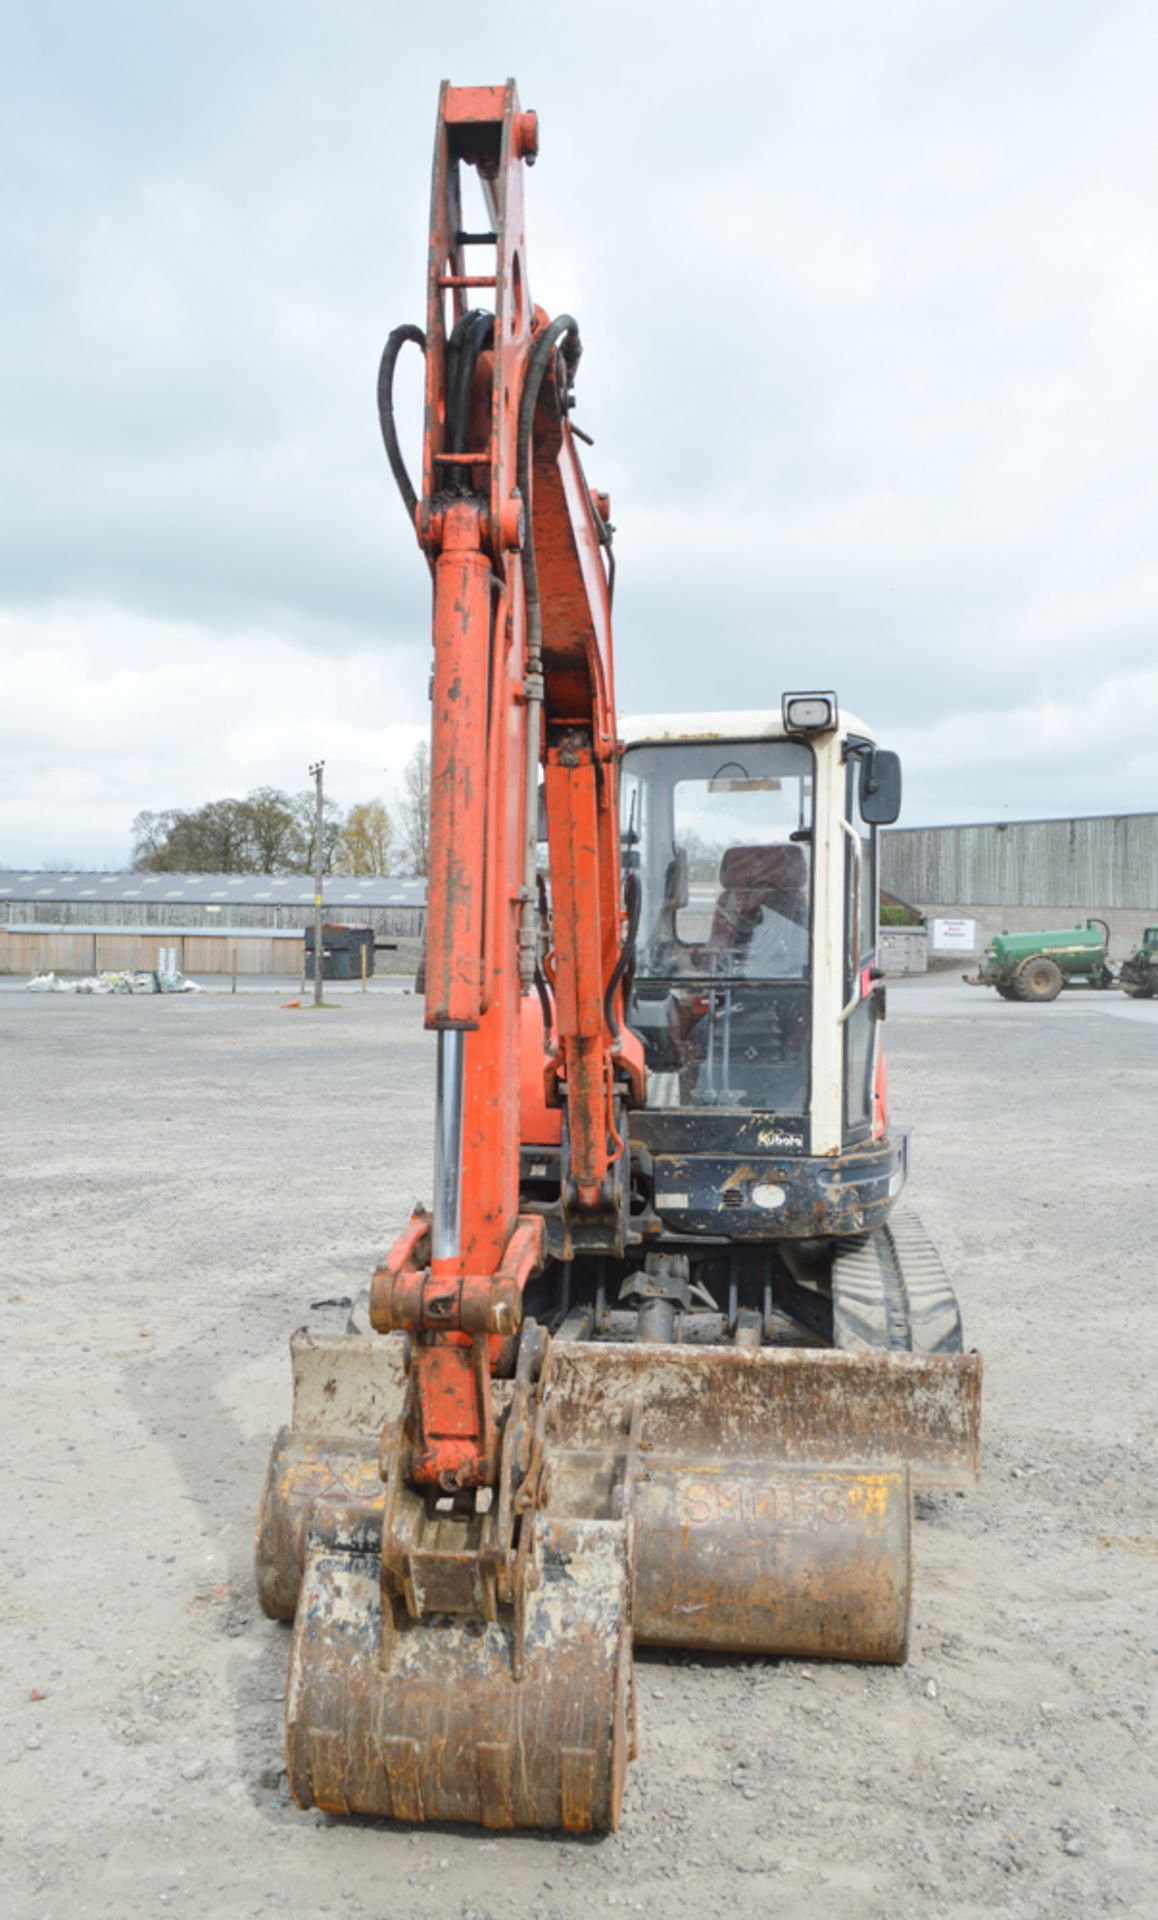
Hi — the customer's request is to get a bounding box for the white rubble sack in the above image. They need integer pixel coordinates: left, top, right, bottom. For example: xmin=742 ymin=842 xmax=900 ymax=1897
xmin=26 ymin=969 xmax=202 ymax=995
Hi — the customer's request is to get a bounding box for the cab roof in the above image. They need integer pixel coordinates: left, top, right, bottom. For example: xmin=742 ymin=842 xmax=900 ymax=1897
xmin=617 ymin=708 xmax=872 ymax=747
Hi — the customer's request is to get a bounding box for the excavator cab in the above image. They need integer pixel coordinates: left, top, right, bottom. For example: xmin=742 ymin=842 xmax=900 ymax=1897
xmin=615 ymin=705 xmax=905 ymax=1244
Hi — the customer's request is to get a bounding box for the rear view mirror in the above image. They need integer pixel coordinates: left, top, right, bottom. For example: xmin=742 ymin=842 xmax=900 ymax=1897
xmin=860 ymin=748 xmax=902 ymax=825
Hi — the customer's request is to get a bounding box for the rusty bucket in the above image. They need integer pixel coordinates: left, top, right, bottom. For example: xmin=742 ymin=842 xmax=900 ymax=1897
xmin=256 ymin=1329 xmax=406 ymax=1621
xmin=258 ymin=1331 xmax=981 ymax=1664
xmin=543 ymin=1344 xmax=981 ymax=1664
xmin=285 ymin=1504 xmax=634 ymax=1831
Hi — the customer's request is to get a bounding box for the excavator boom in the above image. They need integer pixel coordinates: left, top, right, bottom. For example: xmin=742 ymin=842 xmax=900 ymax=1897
xmin=370 ymin=80 xmax=639 ymax=1498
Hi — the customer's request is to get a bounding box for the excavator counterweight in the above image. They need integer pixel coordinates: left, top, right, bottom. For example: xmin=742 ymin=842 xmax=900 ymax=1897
xmin=256 ymin=79 xmax=982 ymax=1832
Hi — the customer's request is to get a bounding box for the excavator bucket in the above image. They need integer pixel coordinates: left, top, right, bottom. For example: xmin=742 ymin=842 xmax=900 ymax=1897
xmin=262 ymin=1327 xmax=635 ymax=1831
xmin=544 ymin=1342 xmax=981 ymax=1664
xmin=256 ymin=1328 xmax=406 ymax=1622
xmin=285 ymin=1503 xmax=634 ymax=1830
xmin=258 ymin=1331 xmax=980 ymax=1632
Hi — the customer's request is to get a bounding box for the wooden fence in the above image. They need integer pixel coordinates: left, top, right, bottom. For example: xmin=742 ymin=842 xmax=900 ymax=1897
xmin=0 ymin=929 xmax=305 ymax=976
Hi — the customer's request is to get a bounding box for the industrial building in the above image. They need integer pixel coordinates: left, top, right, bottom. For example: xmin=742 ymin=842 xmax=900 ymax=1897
xmin=0 ymin=870 xmax=427 ymax=976
xmin=7 ymin=809 xmax=1156 ymax=978
xmin=881 ymin=811 xmax=1158 ymax=958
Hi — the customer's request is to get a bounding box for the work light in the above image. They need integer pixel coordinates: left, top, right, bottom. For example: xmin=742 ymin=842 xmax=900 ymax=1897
xmin=781 ymin=691 xmax=838 ymax=733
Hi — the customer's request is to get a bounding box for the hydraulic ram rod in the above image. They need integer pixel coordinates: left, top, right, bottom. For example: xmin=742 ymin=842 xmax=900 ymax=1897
xmin=431 ymin=1030 xmax=465 ymax=1260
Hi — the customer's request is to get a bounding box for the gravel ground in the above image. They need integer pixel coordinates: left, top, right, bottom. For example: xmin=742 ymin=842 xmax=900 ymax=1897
xmin=2 ymin=976 xmax=1155 ymax=1919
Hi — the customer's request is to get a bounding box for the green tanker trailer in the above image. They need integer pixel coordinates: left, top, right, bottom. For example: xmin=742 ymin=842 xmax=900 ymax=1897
xmin=967 ymin=919 xmax=1113 ymax=1002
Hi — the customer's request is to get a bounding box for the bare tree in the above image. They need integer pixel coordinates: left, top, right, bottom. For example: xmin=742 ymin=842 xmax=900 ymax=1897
xmin=132 ymin=788 xmax=315 ymax=873
xmin=397 ymin=741 xmax=430 ymax=876
xmin=336 ymin=800 xmax=393 ymax=875
xmin=290 ymin=788 xmax=345 ymax=875
xmin=246 ymin=787 xmax=306 ymax=871
xmin=131 ymin=809 xmax=185 ymax=870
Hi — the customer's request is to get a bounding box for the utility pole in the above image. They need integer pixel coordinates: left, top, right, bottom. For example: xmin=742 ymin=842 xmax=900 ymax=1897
xmin=310 ymin=760 xmax=325 ymax=1007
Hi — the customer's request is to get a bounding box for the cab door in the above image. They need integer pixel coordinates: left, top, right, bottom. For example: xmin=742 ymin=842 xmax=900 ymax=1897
xmin=843 ymin=745 xmax=878 ymax=1144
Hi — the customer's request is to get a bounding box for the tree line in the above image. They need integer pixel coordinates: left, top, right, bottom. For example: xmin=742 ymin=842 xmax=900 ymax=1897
xmin=131 ymin=743 xmax=430 ymax=876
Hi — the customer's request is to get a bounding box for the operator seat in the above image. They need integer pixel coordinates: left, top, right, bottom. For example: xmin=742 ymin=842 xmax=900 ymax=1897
xmin=706 ymin=843 xmax=808 ymax=958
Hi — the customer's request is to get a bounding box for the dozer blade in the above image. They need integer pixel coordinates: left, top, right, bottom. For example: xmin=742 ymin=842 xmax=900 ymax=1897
xmin=549 ymin=1343 xmax=983 ymax=1490
xmin=285 ymin=1505 xmax=634 ymax=1831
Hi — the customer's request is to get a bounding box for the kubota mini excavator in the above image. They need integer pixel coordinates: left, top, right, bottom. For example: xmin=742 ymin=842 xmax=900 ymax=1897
xmin=256 ymin=80 xmax=982 ymax=1832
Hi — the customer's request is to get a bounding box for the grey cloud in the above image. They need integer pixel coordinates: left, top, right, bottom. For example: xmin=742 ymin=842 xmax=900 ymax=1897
xmin=3 ymin=1 xmax=1157 ymax=860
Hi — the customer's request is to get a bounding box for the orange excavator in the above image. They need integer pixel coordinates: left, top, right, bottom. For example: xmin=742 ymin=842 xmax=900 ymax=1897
xmin=256 ymin=81 xmax=982 ymax=1832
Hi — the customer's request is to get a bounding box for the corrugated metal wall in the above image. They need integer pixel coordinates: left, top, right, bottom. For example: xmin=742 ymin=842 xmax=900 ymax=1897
xmin=882 ymin=814 xmax=1158 ymax=910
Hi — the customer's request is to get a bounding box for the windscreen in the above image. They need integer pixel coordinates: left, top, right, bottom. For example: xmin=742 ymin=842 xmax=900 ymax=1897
xmin=621 ymin=739 xmax=813 ymax=1113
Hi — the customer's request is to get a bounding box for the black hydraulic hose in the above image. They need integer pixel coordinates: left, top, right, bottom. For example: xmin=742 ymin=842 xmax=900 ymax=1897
xmin=376 ymin=324 xmax=426 ymax=525
xmin=515 ymin=317 xmax=581 ymax=995
xmin=516 ymin=317 xmax=614 ymax=614
xmin=517 ymin=317 xmax=628 ymax=1038
xmin=587 ymin=492 xmax=616 ymax=609
xmin=516 ymin=314 xmax=583 ymax=661
xmin=604 ymin=869 xmax=641 ymax=1043
xmin=534 ymin=958 xmax=554 ymax=1053
xmin=445 ymin=309 xmax=495 ymax=479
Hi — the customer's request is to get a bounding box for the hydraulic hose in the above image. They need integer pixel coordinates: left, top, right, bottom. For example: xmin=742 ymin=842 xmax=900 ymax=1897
xmin=515 ymin=318 xmax=578 ymax=992
xmin=376 ymin=323 xmax=426 ymax=525
xmin=604 ymin=869 xmax=641 ymax=1045
xmin=534 ymin=958 xmax=554 ymax=1053
xmin=515 ymin=318 xmax=588 ymax=992
xmin=445 ymin=309 xmax=495 ymax=480
xmin=516 ymin=314 xmax=583 ymax=670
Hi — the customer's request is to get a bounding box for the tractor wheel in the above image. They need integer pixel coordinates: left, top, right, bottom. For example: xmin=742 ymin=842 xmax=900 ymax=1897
xmin=1015 ymin=956 xmax=1064 ymax=1002
xmin=995 ymin=984 xmax=1019 ymax=1000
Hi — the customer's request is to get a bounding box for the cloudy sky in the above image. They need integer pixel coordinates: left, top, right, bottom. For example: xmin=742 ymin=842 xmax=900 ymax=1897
xmin=3 ymin=1 xmax=1156 ymax=867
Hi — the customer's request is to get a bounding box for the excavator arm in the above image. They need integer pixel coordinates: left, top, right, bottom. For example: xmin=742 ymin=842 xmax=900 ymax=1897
xmin=370 ymin=79 xmax=641 ymax=1493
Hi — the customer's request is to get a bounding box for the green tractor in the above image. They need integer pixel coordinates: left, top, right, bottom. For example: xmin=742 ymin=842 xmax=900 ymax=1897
xmin=967 ymin=919 xmax=1113 ymax=1003
xmin=1118 ymin=925 xmax=1158 ymax=999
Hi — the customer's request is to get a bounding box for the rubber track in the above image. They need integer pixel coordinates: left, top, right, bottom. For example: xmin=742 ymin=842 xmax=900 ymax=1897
xmin=832 ymin=1203 xmax=964 ymax=1355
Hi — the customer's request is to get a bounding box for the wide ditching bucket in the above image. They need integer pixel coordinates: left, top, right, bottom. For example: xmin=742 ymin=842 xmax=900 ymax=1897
xmin=545 ymin=1342 xmax=980 ymax=1665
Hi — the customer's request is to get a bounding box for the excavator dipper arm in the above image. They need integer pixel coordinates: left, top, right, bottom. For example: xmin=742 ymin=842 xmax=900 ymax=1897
xmin=273 ymin=82 xmax=639 ymax=1832
xmin=369 ymin=80 xmax=640 ymax=1493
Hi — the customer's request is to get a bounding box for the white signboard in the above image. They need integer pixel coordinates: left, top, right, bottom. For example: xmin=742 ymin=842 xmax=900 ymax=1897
xmin=931 ymin=916 xmax=977 ymax=952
